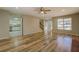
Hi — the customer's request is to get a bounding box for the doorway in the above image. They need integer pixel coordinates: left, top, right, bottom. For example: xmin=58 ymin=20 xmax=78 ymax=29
xmin=44 ymin=20 xmax=53 ymax=40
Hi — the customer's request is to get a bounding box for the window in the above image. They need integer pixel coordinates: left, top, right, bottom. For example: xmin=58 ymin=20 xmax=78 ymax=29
xmin=57 ymin=18 xmax=64 ymax=30
xmin=9 ymin=16 xmax=23 ymax=37
xmin=57 ymin=18 xmax=72 ymax=30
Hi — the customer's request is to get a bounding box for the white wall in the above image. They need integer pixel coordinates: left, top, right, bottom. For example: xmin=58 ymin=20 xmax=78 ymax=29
xmin=0 ymin=10 xmax=10 ymax=40
xmin=22 ymin=15 xmax=42 ymax=35
xmin=72 ymin=13 xmax=79 ymax=35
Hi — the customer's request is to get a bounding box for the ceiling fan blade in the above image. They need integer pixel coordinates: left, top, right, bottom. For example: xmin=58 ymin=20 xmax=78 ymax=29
xmin=44 ymin=10 xmax=51 ymax=11
xmin=35 ymin=7 xmax=51 ymax=14
xmin=40 ymin=7 xmax=44 ymax=11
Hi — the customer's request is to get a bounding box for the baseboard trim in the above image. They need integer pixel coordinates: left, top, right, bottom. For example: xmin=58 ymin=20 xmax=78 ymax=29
xmin=23 ymin=31 xmax=43 ymax=36
xmin=0 ymin=37 xmax=10 ymax=40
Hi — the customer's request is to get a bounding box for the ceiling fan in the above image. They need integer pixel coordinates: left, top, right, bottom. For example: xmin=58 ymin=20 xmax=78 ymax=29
xmin=38 ymin=7 xmax=51 ymax=14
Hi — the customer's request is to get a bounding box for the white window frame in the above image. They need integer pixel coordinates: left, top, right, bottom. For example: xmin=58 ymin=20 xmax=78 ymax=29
xmin=57 ymin=17 xmax=72 ymax=30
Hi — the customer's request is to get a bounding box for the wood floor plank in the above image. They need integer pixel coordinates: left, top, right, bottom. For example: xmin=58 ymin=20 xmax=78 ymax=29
xmin=0 ymin=32 xmax=79 ymax=52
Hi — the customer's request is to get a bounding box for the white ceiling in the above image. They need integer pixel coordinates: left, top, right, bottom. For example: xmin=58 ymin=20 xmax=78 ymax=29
xmin=0 ymin=7 xmax=79 ymax=19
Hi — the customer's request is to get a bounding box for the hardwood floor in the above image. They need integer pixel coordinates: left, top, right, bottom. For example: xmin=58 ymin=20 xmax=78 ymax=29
xmin=0 ymin=32 xmax=79 ymax=52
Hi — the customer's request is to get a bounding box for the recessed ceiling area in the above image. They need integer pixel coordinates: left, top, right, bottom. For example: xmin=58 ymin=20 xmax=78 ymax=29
xmin=0 ymin=7 xmax=79 ymax=19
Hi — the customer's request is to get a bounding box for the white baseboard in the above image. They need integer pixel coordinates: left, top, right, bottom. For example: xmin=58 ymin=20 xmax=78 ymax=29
xmin=24 ymin=31 xmax=42 ymax=36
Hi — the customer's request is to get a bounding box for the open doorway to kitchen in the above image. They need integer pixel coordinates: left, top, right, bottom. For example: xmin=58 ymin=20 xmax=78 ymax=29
xmin=9 ymin=16 xmax=23 ymax=37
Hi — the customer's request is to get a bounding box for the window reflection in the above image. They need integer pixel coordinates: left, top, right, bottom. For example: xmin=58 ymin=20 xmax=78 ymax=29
xmin=56 ymin=35 xmax=72 ymax=52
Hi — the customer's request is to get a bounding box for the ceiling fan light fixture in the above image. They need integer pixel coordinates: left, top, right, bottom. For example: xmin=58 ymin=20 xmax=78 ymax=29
xmin=41 ymin=11 xmax=44 ymax=14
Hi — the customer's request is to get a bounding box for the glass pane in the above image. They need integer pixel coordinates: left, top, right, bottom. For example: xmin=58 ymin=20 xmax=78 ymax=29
xmin=64 ymin=18 xmax=72 ymax=30
xmin=57 ymin=19 xmax=63 ymax=29
xmin=9 ymin=17 xmax=22 ymax=37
